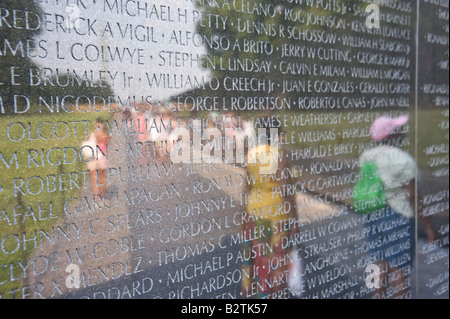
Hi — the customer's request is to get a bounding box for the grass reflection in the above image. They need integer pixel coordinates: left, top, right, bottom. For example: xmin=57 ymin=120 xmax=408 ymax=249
xmin=0 ymin=112 xmax=110 ymax=298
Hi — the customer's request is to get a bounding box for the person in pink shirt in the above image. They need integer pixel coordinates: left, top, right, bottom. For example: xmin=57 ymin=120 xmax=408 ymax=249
xmin=84 ymin=119 xmax=111 ymax=197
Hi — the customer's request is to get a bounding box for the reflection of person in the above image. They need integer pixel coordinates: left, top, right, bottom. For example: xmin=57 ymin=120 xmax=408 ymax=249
xmin=359 ymin=115 xmax=435 ymax=299
xmin=146 ymin=109 xmax=177 ymax=160
xmin=223 ymin=113 xmax=255 ymax=164
xmin=241 ymin=123 xmax=297 ymax=299
xmin=134 ymin=110 xmax=148 ymax=143
xmin=84 ymin=119 xmax=110 ymax=197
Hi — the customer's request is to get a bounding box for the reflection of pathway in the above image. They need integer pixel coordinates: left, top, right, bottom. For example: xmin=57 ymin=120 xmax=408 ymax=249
xmin=24 ymin=120 xmax=138 ymax=298
xmin=24 ymin=120 xmax=248 ymax=299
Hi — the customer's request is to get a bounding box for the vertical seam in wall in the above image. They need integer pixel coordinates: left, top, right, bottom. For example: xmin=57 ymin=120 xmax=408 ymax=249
xmin=415 ymin=0 xmax=420 ymax=299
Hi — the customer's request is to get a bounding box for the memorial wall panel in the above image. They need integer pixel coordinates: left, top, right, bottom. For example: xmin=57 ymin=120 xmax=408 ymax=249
xmin=0 ymin=0 xmax=448 ymax=300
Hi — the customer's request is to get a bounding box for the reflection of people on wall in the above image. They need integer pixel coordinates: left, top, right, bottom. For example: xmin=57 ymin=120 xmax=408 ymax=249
xmin=242 ymin=122 xmax=297 ymax=299
xmin=146 ymin=109 xmax=177 ymax=160
xmin=132 ymin=109 xmax=150 ymax=165
xmin=83 ymin=119 xmax=111 ymax=197
xmin=356 ymin=115 xmax=436 ymax=299
xmin=135 ymin=109 xmax=148 ymax=143
xmin=164 ymin=110 xmax=179 ymax=160
xmin=223 ymin=113 xmax=255 ymax=165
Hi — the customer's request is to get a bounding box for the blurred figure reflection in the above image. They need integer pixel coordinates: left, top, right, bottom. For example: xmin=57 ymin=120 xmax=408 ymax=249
xmin=241 ymin=121 xmax=298 ymax=299
xmin=355 ymin=115 xmax=436 ymax=299
xmin=83 ymin=118 xmax=110 ymax=197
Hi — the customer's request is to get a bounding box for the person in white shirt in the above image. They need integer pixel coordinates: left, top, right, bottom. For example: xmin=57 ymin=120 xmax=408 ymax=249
xmin=360 ymin=115 xmax=436 ymax=299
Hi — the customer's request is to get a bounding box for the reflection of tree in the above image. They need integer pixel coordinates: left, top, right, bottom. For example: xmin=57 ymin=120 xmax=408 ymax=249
xmin=0 ymin=1 xmax=114 ymax=298
xmin=0 ymin=0 xmax=44 ymax=113
xmin=40 ymin=73 xmax=114 ymax=106
xmin=196 ymin=1 xmax=416 ymax=116
xmin=417 ymin=3 xmax=449 ymax=108
xmin=195 ymin=0 xmax=360 ymax=114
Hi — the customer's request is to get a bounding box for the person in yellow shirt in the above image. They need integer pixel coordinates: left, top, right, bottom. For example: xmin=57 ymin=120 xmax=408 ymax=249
xmin=241 ymin=124 xmax=298 ymax=299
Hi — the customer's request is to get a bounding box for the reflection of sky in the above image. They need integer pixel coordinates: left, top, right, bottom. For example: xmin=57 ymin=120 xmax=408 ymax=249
xmin=32 ymin=0 xmax=209 ymax=101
